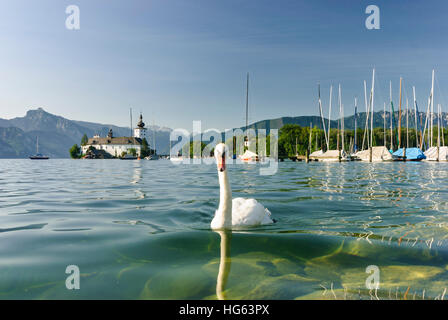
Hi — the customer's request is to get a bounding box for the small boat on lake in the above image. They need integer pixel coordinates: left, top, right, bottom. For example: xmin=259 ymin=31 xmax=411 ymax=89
xmin=29 ymin=137 xmax=49 ymax=160
xmin=239 ymin=149 xmax=259 ymax=162
xmin=240 ymin=73 xmax=260 ymax=162
xmin=29 ymin=154 xmax=49 ymax=160
xmin=145 ymin=154 xmax=159 ymax=160
xmin=392 ymin=148 xmax=426 ymax=161
xmin=120 ymin=154 xmax=138 ymax=160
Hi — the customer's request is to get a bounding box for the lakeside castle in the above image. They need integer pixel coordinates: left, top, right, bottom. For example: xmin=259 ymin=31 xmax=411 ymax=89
xmin=81 ymin=114 xmax=148 ymax=158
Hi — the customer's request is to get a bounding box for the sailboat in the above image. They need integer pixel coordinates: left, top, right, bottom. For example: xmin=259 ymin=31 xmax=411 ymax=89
xmin=393 ymin=76 xmax=425 ymax=161
xmin=145 ymin=119 xmax=159 ymax=160
xmin=424 ymin=70 xmax=448 ymax=161
xmin=313 ymin=84 xmax=348 ymax=162
xmin=424 ymin=103 xmax=448 ymax=161
xmin=310 ymin=84 xmax=330 ymax=160
xmin=353 ymin=69 xmax=392 ymax=162
xmin=239 ymin=73 xmax=259 ymax=162
xmin=29 ymin=136 xmax=49 ymax=160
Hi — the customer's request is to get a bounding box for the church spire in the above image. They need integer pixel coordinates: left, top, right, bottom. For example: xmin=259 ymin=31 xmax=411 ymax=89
xmin=137 ymin=113 xmax=145 ymax=129
xmin=133 ymin=113 xmax=147 ymax=139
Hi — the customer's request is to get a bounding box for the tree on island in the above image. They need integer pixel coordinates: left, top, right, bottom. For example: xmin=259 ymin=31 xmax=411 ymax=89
xmin=141 ymin=138 xmax=150 ymax=157
xmin=81 ymin=134 xmax=89 ymax=146
xmin=127 ymin=148 xmax=137 ymax=157
xmin=69 ymin=144 xmax=81 ymax=159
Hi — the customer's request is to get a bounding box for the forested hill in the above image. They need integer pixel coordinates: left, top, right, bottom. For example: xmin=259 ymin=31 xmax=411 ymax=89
xmin=242 ymin=111 xmax=447 ymax=133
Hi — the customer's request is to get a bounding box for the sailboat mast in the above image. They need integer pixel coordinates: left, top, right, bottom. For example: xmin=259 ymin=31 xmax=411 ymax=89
xmin=370 ymin=69 xmax=375 ymax=150
xmin=342 ymin=103 xmax=345 ymax=151
xmin=318 ymin=83 xmax=329 ymax=150
xmin=406 ymin=98 xmax=409 ymax=148
xmin=438 ymin=104 xmax=441 ymax=148
xmin=36 ymin=136 xmax=39 ymax=154
xmin=413 ymin=86 xmax=419 ymax=148
xmin=390 ymin=81 xmax=393 ymax=150
xmin=422 ymin=95 xmax=430 ymax=150
xmin=361 ymin=80 xmax=369 ymax=150
xmin=354 ymin=97 xmax=358 ymax=153
xmin=398 ymin=77 xmax=402 ymax=149
xmin=243 ymin=73 xmax=249 ymax=150
xmin=245 ymin=73 xmax=249 ymax=132
xmin=383 ymin=102 xmax=386 ymax=147
xmin=430 ymin=69 xmax=435 ymax=148
xmin=339 ymin=85 xmax=344 ymax=151
xmin=327 ymin=85 xmax=332 ymax=148
xmin=437 ymin=103 xmax=441 ymax=161
xmin=336 ymin=115 xmax=340 ymax=151
xmin=440 ymin=106 xmax=445 ymax=146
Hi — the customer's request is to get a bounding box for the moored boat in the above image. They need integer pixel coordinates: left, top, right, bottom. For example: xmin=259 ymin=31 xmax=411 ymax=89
xmin=120 ymin=154 xmax=138 ymax=160
xmin=423 ymin=146 xmax=448 ymax=161
xmin=314 ymin=149 xmax=348 ymax=162
xmin=239 ymin=149 xmax=259 ymax=162
xmin=354 ymin=146 xmax=393 ymax=162
xmin=392 ymin=148 xmax=426 ymax=161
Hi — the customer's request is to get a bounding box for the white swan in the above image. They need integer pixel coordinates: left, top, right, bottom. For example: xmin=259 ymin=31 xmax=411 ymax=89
xmin=211 ymin=143 xmax=274 ymax=230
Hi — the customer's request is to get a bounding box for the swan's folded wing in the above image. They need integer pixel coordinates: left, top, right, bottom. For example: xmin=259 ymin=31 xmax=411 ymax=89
xmin=231 ymin=198 xmax=273 ymax=226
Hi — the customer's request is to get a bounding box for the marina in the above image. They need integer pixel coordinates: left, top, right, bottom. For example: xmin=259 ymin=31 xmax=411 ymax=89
xmin=298 ymin=69 xmax=448 ymax=165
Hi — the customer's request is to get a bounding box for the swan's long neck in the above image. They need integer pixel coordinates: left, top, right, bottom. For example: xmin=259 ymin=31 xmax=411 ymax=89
xmin=218 ymin=169 xmax=232 ymax=228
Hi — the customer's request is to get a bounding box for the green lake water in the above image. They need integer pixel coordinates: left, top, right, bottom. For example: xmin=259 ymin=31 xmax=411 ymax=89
xmin=0 ymin=159 xmax=447 ymax=299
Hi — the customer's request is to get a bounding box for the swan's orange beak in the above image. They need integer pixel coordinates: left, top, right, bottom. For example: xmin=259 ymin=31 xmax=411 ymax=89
xmin=217 ymin=155 xmax=226 ymax=172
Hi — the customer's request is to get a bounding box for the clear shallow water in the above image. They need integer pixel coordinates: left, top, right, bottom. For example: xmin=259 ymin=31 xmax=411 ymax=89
xmin=0 ymin=159 xmax=447 ymax=300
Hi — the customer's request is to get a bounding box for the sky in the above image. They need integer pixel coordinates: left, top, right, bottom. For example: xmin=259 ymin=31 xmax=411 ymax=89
xmin=0 ymin=0 xmax=448 ymax=131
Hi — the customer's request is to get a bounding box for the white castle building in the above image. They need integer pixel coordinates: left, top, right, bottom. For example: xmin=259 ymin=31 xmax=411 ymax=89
xmin=82 ymin=114 xmax=148 ymax=158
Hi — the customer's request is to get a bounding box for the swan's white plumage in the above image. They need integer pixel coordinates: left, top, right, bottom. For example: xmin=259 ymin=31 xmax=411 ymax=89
xmin=211 ymin=143 xmax=274 ymax=230
xmin=211 ymin=197 xmax=273 ymax=229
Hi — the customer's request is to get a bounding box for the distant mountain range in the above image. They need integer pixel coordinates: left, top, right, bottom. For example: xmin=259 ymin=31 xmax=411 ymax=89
xmin=0 ymin=108 xmax=171 ymax=158
xmin=0 ymin=108 xmax=446 ymax=158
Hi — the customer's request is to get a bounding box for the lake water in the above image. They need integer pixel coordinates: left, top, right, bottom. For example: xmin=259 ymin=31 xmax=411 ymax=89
xmin=0 ymin=159 xmax=447 ymax=300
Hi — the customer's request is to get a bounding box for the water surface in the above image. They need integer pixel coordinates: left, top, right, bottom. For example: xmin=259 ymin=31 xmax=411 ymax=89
xmin=0 ymin=159 xmax=447 ymax=299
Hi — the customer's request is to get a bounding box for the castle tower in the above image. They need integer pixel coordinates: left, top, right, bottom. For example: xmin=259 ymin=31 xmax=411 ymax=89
xmin=133 ymin=113 xmax=147 ymax=140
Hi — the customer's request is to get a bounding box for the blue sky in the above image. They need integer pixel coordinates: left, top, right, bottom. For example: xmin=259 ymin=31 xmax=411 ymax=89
xmin=0 ymin=0 xmax=448 ymax=130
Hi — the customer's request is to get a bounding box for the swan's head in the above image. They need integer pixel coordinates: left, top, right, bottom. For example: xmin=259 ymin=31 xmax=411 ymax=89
xmin=214 ymin=143 xmax=228 ymax=172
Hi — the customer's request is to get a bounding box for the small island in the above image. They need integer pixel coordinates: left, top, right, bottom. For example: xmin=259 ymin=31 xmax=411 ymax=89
xmin=69 ymin=113 xmax=155 ymax=159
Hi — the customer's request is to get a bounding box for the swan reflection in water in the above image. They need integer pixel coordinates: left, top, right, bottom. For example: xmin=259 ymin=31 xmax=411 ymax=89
xmin=212 ymin=143 xmax=274 ymax=299
xmin=215 ymin=230 xmax=232 ymax=300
